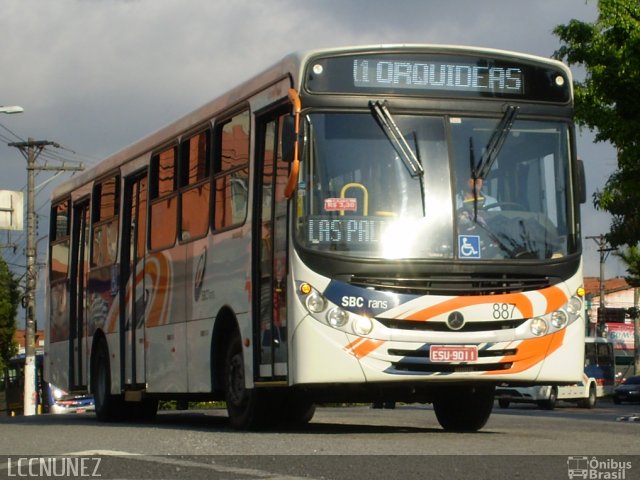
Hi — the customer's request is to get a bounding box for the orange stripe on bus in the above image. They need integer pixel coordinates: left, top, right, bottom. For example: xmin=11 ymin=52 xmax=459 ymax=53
xmin=401 ymin=284 xmax=569 ymax=322
xmin=403 ymin=292 xmax=534 ymax=321
xmin=344 ymin=338 xmax=384 ymax=359
xmin=146 ymin=253 xmax=171 ymax=327
xmin=484 ymin=329 xmax=566 ymax=376
xmin=539 ymin=285 xmax=568 ymax=314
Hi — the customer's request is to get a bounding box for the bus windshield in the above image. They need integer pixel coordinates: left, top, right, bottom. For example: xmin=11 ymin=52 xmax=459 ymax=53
xmin=296 ymin=112 xmax=574 ymax=261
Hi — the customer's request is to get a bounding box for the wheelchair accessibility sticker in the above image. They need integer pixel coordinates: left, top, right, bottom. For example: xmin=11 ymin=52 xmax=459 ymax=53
xmin=458 ymin=235 xmax=481 ymax=259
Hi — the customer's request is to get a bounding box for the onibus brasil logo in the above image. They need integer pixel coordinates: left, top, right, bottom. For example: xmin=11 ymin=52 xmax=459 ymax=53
xmin=567 ymin=456 xmax=632 ymax=480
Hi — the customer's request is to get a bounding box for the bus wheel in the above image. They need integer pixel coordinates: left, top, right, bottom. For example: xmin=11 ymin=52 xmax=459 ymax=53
xmin=538 ymin=387 xmax=557 ymax=410
xmin=224 ymin=333 xmax=265 ymax=430
xmin=92 ymin=339 xmax=122 ymax=422
xmin=433 ymin=385 xmax=495 ymax=432
xmin=498 ymin=398 xmax=510 ymax=409
xmin=580 ymin=384 xmax=597 ymax=409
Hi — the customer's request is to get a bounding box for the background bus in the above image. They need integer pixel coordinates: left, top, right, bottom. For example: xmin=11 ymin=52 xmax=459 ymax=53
xmin=1 ymin=354 xmax=48 ymax=416
xmin=495 ymin=337 xmax=615 ymax=409
xmin=0 ymin=354 xmax=94 ymax=416
xmin=46 ymin=45 xmax=586 ymax=432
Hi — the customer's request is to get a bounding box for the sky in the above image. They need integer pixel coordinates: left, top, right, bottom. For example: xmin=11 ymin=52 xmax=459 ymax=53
xmin=0 ymin=0 xmax=626 ymax=306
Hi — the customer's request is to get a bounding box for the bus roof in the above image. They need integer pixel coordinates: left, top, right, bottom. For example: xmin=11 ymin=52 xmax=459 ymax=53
xmin=51 ymin=44 xmax=570 ymax=200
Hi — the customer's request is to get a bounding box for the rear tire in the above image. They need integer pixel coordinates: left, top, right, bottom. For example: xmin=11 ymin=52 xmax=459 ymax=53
xmin=498 ymin=398 xmax=510 ymax=409
xmin=92 ymin=339 xmax=123 ymax=422
xmin=433 ymin=385 xmax=495 ymax=432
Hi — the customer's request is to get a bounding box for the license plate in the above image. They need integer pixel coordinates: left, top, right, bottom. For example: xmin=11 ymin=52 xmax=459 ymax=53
xmin=429 ymin=345 xmax=478 ymax=363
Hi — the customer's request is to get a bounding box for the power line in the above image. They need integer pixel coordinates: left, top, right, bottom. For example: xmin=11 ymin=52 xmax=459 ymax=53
xmin=8 ymin=138 xmax=84 ymax=416
xmin=0 ymin=121 xmax=24 ymax=143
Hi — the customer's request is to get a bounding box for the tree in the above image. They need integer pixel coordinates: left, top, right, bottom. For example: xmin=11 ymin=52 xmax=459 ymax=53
xmin=615 ymin=245 xmax=640 ymax=287
xmin=553 ymin=0 xmax=640 ymax=263
xmin=0 ymin=255 xmax=19 ymax=373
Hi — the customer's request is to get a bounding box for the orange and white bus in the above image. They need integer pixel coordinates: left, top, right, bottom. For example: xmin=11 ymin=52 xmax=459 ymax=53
xmin=45 ymin=45 xmax=586 ymax=431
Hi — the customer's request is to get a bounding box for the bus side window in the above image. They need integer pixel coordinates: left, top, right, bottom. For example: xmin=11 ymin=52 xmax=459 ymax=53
xmin=150 ymin=146 xmax=178 ymax=250
xmin=213 ymin=110 xmax=250 ymax=230
xmin=179 ymin=129 xmax=211 ymax=241
xmin=584 ymin=343 xmax=595 ymax=366
xmin=50 ymin=200 xmax=71 ymax=283
xmin=91 ymin=176 xmax=120 ymax=267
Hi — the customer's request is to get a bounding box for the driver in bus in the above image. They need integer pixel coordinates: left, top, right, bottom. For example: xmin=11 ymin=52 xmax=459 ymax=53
xmin=456 ymin=176 xmax=499 ymax=212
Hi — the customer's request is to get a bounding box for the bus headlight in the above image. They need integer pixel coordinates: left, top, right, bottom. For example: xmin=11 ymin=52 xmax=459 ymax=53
xmin=550 ymin=310 xmax=568 ymax=329
xmin=297 ymin=281 xmax=376 ymax=337
xmin=353 ymin=316 xmax=374 ymax=336
xmin=566 ymin=295 xmax=583 ymax=316
xmin=52 ymin=387 xmax=65 ymax=400
xmin=327 ymin=307 xmax=349 ymax=327
xmin=305 ymin=291 xmax=326 ymax=313
xmin=530 ymin=317 xmax=548 ymax=336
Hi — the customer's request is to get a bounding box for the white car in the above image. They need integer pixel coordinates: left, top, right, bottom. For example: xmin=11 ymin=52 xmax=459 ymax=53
xmin=495 ymin=374 xmax=599 ymax=410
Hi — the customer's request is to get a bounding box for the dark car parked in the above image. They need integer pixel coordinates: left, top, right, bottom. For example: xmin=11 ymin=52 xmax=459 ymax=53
xmin=613 ymin=375 xmax=640 ymax=404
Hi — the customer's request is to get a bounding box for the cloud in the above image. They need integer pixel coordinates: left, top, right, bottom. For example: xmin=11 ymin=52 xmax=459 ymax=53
xmin=0 ymin=0 xmax=623 ymax=278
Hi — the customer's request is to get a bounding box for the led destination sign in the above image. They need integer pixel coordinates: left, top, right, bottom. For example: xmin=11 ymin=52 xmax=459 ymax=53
xmin=353 ymin=59 xmax=523 ymax=95
xmin=305 ymin=52 xmax=570 ymax=102
xmin=306 ymin=216 xmax=386 ymax=245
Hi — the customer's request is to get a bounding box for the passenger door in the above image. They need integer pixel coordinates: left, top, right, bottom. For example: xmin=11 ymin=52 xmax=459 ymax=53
xmin=120 ymin=172 xmax=148 ymax=387
xmin=69 ymin=199 xmax=90 ymax=389
xmin=254 ymin=110 xmax=290 ymax=380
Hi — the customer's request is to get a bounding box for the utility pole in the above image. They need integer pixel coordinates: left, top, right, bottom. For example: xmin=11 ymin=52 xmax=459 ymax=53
xmin=586 ymin=235 xmax=616 ymax=337
xmin=8 ymin=138 xmax=83 ymax=416
xmin=634 ymin=287 xmax=640 ymax=375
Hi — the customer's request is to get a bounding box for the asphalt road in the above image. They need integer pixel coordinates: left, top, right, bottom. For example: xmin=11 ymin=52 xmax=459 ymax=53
xmin=1 ymin=399 xmax=638 ymax=479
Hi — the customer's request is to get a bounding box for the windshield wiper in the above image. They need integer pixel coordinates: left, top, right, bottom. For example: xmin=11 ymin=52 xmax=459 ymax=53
xmin=369 ymin=100 xmax=424 ymax=177
xmin=466 ymin=105 xmax=518 ymax=221
xmin=472 ymin=104 xmax=519 ymax=180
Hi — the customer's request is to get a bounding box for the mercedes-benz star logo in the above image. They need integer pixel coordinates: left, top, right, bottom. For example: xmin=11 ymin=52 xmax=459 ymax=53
xmin=447 ymin=311 xmax=465 ymax=331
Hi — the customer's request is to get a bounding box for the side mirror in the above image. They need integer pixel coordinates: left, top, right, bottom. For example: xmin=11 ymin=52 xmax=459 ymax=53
xmin=282 ymin=115 xmax=297 ymax=163
xmin=284 ymin=89 xmax=302 ymax=198
xmin=576 ymin=159 xmax=586 ymax=204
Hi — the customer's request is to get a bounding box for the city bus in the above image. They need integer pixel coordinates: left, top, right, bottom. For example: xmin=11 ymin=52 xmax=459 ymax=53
xmin=45 ymin=45 xmax=586 ymax=432
xmin=1 ymin=353 xmax=94 ymax=415
xmin=495 ymin=337 xmax=614 ymax=409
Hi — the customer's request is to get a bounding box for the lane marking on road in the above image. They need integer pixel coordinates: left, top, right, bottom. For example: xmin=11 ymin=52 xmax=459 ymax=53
xmin=65 ymin=450 xmax=315 ymax=479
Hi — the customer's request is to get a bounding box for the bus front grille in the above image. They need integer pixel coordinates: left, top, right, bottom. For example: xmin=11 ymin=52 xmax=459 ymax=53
xmin=349 ymin=273 xmax=554 ymax=296
xmin=390 ymin=362 xmax=513 ymax=373
xmin=378 ymin=318 xmax=527 ymax=332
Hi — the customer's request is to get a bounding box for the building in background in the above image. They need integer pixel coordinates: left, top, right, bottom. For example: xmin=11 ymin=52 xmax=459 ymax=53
xmin=584 ymin=277 xmax=638 ymax=380
xmin=13 ymin=329 xmax=45 ymax=355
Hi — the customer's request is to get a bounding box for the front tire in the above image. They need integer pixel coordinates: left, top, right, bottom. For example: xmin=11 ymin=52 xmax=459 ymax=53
xmin=538 ymin=387 xmax=557 ymax=410
xmin=224 ymin=332 xmax=267 ymax=429
xmin=433 ymin=385 xmax=495 ymax=432
xmin=579 ymin=384 xmax=597 ymax=409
